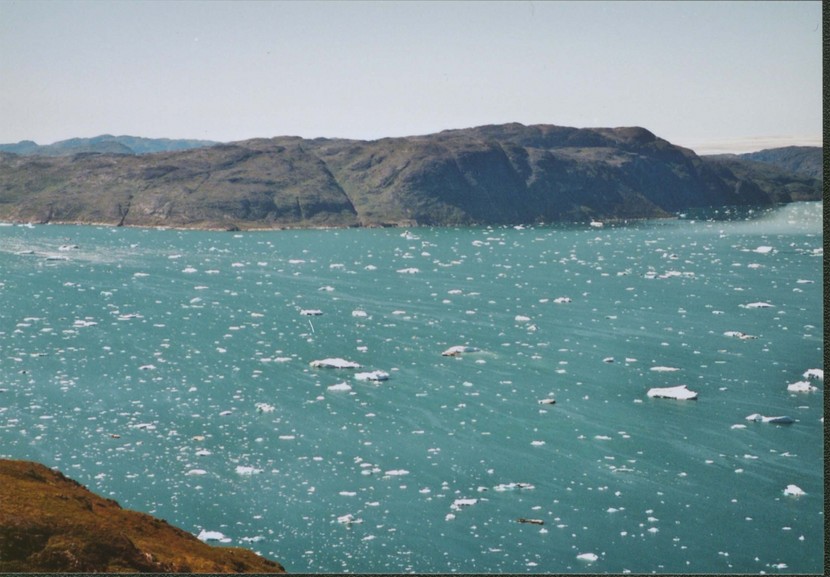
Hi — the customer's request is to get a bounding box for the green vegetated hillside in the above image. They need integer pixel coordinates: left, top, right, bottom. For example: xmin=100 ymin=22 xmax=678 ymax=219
xmin=0 ymin=459 xmax=285 ymax=573
xmin=0 ymin=124 xmax=821 ymax=229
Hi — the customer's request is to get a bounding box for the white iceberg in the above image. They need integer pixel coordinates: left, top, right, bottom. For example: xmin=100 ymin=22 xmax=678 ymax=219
xmin=310 ymin=358 xmax=361 ymax=369
xmin=650 ymin=366 xmax=680 ymax=372
xmin=494 ymin=482 xmax=534 ymax=491
xmin=647 ymin=385 xmax=698 ymax=400
xmin=442 ymin=345 xmax=479 ymax=356
xmin=327 ymin=382 xmax=352 ymax=392
xmin=742 ymin=302 xmax=774 ymax=309
xmin=255 ymin=402 xmax=276 ymax=413
xmin=753 ymin=246 xmax=773 ymax=254
xmin=783 ymin=484 xmax=806 ymax=497
xmin=803 ymin=368 xmax=823 ymax=380
xmin=537 ymin=398 xmax=556 ymax=405
xmin=745 ymin=413 xmax=794 ymax=425
xmin=384 ymin=469 xmax=410 ymax=476
xmin=355 ymin=370 xmax=390 ymax=382
xmin=197 ymin=529 xmax=231 ymax=543
xmin=553 ymin=296 xmax=572 ymax=304
xmin=787 ymin=380 xmax=818 ymax=393
xmin=300 ymin=309 xmax=323 ymax=316
xmin=397 ymin=267 xmax=420 ymax=274
xmin=450 ymin=498 xmax=478 ymax=511
xmin=724 ymin=331 xmax=757 ymax=340
xmin=577 ymin=552 xmax=599 ymax=562
xmin=235 ymin=465 xmax=263 ymax=475
xmin=337 ymin=513 xmax=363 ymax=524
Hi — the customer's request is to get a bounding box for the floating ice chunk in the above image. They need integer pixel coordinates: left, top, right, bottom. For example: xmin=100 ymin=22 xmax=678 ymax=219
xmin=537 ymin=398 xmax=556 ymax=405
xmin=355 ymin=370 xmax=389 ymax=382
xmin=186 ymin=469 xmax=207 ymax=476
xmin=647 ymin=385 xmax=698 ymax=400
xmin=197 ymin=529 xmax=231 ymax=543
xmin=255 ymin=402 xmax=276 ymax=413
xmin=590 ymin=221 xmax=604 ymax=228
xmin=803 ymin=369 xmax=823 ymax=380
xmin=445 ymin=513 xmax=456 ymax=521
xmin=300 ymin=309 xmax=323 ymax=316
xmin=742 ymin=302 xmax=774 ymax=309
xmin=787 ymin=381 xmax=817 ymax=393
xmin=603 ymin=357 xmax=615 ymax=363
xmin=730 ymin=424 xmax=747 ymax=430
xmin=327 ymin=382 xmax=352 ymax=392
xmin=515 ymin=315 xmax=531 ymax=322
xmin=311 ymin=358 xmax=361 ymax=369
xmin=577 ymin=552 xmax=599 ymax=562
xmin=650 ymin=366 xmax=680 ymax=372
xmin=724 ymin=331 xmax=757 ymax=340
xmin=319 ymin=285 xmax=335 ymax=291
xmin=442 ymin=345 xmax=479 ymax=356
xmin=352 ymin=310 xmax=368 ymax=317
xmin=138 ymin=364 xmax=156 ymax=370
xmin=384 ymin=469 xmax=409 ymax=476
xmin=397 ymin=267 xmax=420 ymax=274
xmin=783 ymin=484 xmax=806 ymax=497
xmin=235 ymin=465 xmax=263 ymax=475
xmin=553 ymin=297 xmax=572 ymax=304
xmin=517 ymin=517 xmax=544 ymax=525
xmin=753 ymin=246 xmax=773 ymax=254
xmin=337 ymin=513 xmax=362 ymax=524
xmin=530 ymin=440 xmax=545 ymax=446
xmin=494 ymin=482 xmax=535 ymax=491
xmin=182 ymin=267 xmax=198 ymax=273
xmin=745 ymin=413 xmax=795 ymax=425
xmin=450 ymin=498 xmax=478 ymax=511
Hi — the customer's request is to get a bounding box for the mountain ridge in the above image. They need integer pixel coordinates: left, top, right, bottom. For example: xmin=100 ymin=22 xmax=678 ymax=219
xmin=0 ymin=123 xmax=820 ymax=230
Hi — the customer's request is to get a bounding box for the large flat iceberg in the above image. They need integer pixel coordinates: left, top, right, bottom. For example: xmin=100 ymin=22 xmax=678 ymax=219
xmin=647 ymin=385 xmax=698 ymax=400
xmin=310 ymin=358 xmax=361 ymax=369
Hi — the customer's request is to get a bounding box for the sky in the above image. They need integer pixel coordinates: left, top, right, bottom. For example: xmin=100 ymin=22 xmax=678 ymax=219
xmin=0 ymin=0 xmax=823 ymax=154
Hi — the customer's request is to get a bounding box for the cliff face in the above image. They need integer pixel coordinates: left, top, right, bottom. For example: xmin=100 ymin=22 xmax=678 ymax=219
xmin=0 ymin=124 xmax=820 ymax=229
xmin=0 ymin=459 xmax=285 ymax=573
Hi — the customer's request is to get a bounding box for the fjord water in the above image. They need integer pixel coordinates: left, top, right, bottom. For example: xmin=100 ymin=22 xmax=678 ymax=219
xmin=0 ymin=202 xmax=823 ymax=573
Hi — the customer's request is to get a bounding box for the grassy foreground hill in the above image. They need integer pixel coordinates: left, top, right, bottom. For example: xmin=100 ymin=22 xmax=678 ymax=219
xmin=0 ymin=124 xmax=821 ymax=230
xmin=0 ymin=459 xmax=285 ymax=573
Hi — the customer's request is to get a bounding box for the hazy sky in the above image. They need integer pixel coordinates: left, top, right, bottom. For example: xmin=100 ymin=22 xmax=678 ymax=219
xmin=0 ymin=1 xmax=822 ymax=153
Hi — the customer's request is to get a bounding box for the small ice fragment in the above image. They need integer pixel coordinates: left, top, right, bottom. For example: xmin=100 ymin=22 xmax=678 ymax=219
xmin=327 ymin=382 xmax=352 ymax=392
xmin=537 ymin=398 xmax=556 ymax=405
xmin=530 ymin=440 xmax=545 ymax=446
xmin=553 ymin=297 xmax=572 ymax=303
xmin=384 ymin=469 xmax=409 ymax=476
xmin=310 ymin=358 xmax=361 ymax=369
xmin=650 ymin=366 xmax=680 ymax=372
xmin=186 ymin=469 xmax=207 ymax=476
xmin=603 ymin=357 xmax=615 ymax=363
xmin=355 ymin=370 xmax=389 ymax=382
xmin=742 ymin=302 xmax=774 ymax=309
xmin=753 ymin=246 xmax=773 ymax=254
xmin=724 ymin=331 xmax=757 ymax=339
xmin=517 ymin=518 xmax=544 ymax=525
xmin=235 ymin=465 xmax=263 ymax=475
xmin=577 ymin=553 xmax=598 ymax=562
xmin=647 ymin=385 xmax=698 ymax=400
xmin=515 ymin=315 xmax=531 ymax=322
xmin=352 ymin=310 xmax=368 ymax=317
xmin=396 ymin=267 xmax=419 ymax=274
xmin=337 ymin=514 xmax=362 ymax=524
xmin=745 ymin=413 xmax=794 ymax=424
xmin=300 ymin=309 xmax=323 ymax=316
xmin=450 ymin=498 xmax=478 ymax=511
xmin=783 ymin=484 xmax=805 ymax=497
xmin=138 ymin=364 xmax=156 ymax=371
xmin=255 ymin=402 xmax=276 ymax=413
xmin=803 ymin=368 xmax=823 ymax=380
xmin=442 ymin=345 xmax=479 ymax=356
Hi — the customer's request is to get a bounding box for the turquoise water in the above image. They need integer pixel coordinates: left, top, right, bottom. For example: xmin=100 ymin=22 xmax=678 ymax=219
xmin=0 ymin=202 xmax=823 ymax=573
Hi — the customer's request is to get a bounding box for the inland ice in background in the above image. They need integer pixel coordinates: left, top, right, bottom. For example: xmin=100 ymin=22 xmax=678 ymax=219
xmin=0 ymin=201 xmax=823 ymax=573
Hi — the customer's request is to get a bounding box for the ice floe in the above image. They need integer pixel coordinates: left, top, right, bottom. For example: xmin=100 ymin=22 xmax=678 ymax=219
xmin=255 ymin=402 xmax=276 ymax=413
xmin=450 ymin=498 xmax=478 ymax=511
xmin=235 ymin=465 xmax=263 ymax=475
xmin=783 ymin=484 xmax=806 ymax=497
xmin=310 ymin=358 xmax=361 ymax=369
xmin=537 ymin=398 xmax=556 ymax=405
xmin=787 ymin=381 xmax=818 ymax=393
xmin=355 ymin=370 xmax=389 ymax=382
xmin=803 ymin=368 xmax=823 ymax=380
xmin=577 ymin=552 xmax=599 ymax=562
xmin=745 ymin=413 xmax=795 ymax=425
xmin=724 ymin=331 xmax=757 ymax=340
xmin=494 ymin=482 xmax=535 ymax=491
xmin=300 ymin=309 xmax=323 ymax=316
xmin=337 ymin=513 xmax=363 ymax=524
xmin=742 ymin=302 xmax=774 ymax=309
xmin=650 ymin=366 xmax=680 ymax=372
xmin=327 ymin=382 xmax=353 ymax=392
xmin=197 ymin=529 xmax=231 ymax=543
xmin=647 ymin=385 xmax=698 ymax=400
xmin=552 ymin=297 xmax=572 ymax=304
xmin=441 ymin=345 xmax=479 ymax=356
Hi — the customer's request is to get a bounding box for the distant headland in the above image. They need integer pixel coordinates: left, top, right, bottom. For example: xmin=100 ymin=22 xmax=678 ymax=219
xmin=0 ymin=124 xmax=820 ymax=230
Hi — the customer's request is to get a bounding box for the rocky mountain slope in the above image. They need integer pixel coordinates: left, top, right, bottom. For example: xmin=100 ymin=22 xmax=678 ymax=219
xmin=0 ymin=459 xmax=285 ymax=573
xmin=735 ymin=146 xmax=822 ymax=181
xmin=0 ymin=124 xmax=820 ymax=229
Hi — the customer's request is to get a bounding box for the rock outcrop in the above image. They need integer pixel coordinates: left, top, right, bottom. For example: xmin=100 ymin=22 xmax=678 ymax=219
xmin=0 ymin=459 xmax=285 ymax=573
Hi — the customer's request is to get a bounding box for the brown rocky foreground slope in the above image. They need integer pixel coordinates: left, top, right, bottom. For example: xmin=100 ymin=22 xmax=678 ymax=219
xmin=0 ymin=459 xmax=285 ymax=573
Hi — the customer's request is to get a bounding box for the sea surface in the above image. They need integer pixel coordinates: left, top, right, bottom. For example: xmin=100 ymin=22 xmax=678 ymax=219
xmin=0 ymin=202 xmax=823 ymax=574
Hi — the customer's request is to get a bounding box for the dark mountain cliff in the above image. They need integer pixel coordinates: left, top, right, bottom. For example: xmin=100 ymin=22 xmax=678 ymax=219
xmin=0 ymin=124 xmax=820 ymax=229
xmin=0 ymin=459 xmax=284 ymax=573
